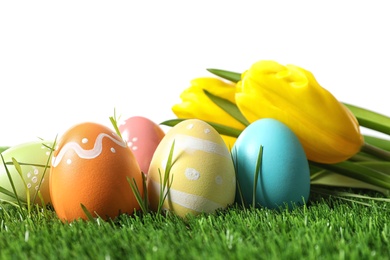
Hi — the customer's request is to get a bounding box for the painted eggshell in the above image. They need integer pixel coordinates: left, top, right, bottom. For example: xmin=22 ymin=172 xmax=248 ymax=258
xmin=50 ymin=122 xmax=143 ymax=222
xmin=0 ymin=140 xmax=53 ymax=205
xmin=119 ymin=116 xmax=165 ymax=174
xmin=232 ymin=118 xmax=310 ymax=210
xmin=147 ymin=119 xmax=236 ymax=218
xmin=0 ymin=146 xmax=9 ymax=154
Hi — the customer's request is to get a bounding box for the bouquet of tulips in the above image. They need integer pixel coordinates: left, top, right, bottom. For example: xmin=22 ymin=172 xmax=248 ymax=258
xmin=163 ymin=60 xmax=390 ymax=203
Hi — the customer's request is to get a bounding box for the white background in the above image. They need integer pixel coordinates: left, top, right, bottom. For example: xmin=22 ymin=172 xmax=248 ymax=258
xmin=1 ymin=1 xmax=389 ymax=147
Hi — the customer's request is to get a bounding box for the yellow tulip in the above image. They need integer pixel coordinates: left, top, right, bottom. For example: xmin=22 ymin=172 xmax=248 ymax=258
xmin=172 ymin=77 xmax=246 ymax=148
xmin=236 ymin=60 xmax=364 ymax=163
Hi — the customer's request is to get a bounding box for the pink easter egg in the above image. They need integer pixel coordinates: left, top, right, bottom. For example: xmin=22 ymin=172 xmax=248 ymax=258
xmin=119 ymin=116 xmax=165 ymax=174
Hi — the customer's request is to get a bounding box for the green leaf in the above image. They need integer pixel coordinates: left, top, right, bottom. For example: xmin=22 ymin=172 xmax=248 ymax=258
xmin=203 ymin=89 xmax=249 ymax=126
xmin=349 ymin=152 xmax=379 ymax=162
xmin=311 ymin=160 xmax=390 ymax=191
xmin=360 ymin=142 xmax=390 ymax=161
xmin=364 ymin=135 xmax=390 ymax=152
xmin=358 ymin=161 xmax=390 ymax=174
xmin=160 ymin=119 xmax=184 ymax=127
xmin=207 ymin=68 xmax=241 ymax=83
xmin=161 ymin=119 xmax=243 ymax=138
xmin=344 ymin=103 xmax=390 ymax=135
xmin=310 ymin=169 xmax=390 ymax=196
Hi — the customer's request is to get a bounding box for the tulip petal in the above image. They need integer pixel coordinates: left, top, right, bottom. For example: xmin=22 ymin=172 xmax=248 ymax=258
xmin=171 ymin=77 xmax=246 ymax=147
xmin=235 ymin=60 xmax=363 ymax=163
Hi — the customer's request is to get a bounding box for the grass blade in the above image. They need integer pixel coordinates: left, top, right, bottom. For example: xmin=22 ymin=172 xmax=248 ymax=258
xmin=311 ymin=186 xmax=390 ymax=206
xmin=81 ymin=203 xmax=95 ymax=221
xmin=0 ymin=186 xmax=22 ymax=200
xmin=37 ymin=191 xmax=47 ymax=215
xmin=1 ymin=154 xmax=25 ymax=213
xmin=232 ymin=147 xmax=245 ymax=208
xmin=252 ymin=146 xmax=263 ymax=208
xmin=5 ymin=162 xmax=50 ymax=168
xmin=109 ymin=108 xmax=123 ymax=140
xmin=157 ymin=141 xmax=175 ymax=215
xmin=12 ymin=157 xmax=31 ymax=216
xmin=164 ymin=141 xmax=175 ymax=188
xmin=32 ymin=138 xmax=56 ymax=205
xmin=141 ymin=172 xmax=148 ymax=212
xmin=127 ymin=175 xmax=148 ymax=214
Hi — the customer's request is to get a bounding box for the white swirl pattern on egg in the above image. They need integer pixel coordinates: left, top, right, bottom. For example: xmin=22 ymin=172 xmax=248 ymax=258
xmin=52 ymin=133 xmax=127 ymax=167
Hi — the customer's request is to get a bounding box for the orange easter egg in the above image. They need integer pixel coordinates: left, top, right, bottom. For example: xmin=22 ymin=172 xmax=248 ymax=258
xmin=49 ymin=122 xmax=143 ymax=222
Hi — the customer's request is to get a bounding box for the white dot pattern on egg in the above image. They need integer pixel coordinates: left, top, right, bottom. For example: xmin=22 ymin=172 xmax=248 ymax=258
xmin=185 ymin=168 xmax=200 ymax=180
xmin=215 ymin=175 xmax=223 ymax=185
xmin=128 ymin=137 xmax=139 ymax=151
xmin=147 ymin=119 xmax=236 ymax=217
xmin=0 ymin=140 xmax=54 ymax=205
xmin=22 ymin=147 xmax=52 ymax=195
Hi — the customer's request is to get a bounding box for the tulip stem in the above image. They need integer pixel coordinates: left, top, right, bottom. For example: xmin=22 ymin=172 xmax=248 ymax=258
xmin=361 ymin=142 xmax=390 ymax=161
xmin=344 ymin=103 xmax=390 ymax=135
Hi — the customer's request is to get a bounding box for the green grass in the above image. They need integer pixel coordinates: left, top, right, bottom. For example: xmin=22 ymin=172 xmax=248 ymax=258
xmin=1 ymin=191 xmax=390 ymax=260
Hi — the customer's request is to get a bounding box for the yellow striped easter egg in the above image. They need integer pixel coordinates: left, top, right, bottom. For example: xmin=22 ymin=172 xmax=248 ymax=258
xmin=147 ymin=119 xmax=236 ymax=218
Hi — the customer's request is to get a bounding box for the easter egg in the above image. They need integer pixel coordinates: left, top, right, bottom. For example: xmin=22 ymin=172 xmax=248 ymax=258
xmin=50 ymin=122 xmax=143 ymax=222
xmin=232 ymin=118 xmax=310 ymax=209
xmin=119 ymin=116 xmax=165 ymax=174
xmin=0 ymin=140 xmax=53 ymax=205
xmin=147 ymin=119 xmax=236 ymax=218
xmin=0 ymin=146 xmax=9 ymax=154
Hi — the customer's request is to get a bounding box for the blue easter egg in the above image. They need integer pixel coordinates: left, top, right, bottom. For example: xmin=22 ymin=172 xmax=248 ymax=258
xmin=232 ymin=118 xmax=310 ymax=209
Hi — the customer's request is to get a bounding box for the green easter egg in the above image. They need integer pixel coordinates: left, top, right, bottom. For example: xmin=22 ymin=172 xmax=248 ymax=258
xmin=0 ymin=147 xmax=9 ymax=154
xmin=0 ymin=140 xmax=53 ymax=205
